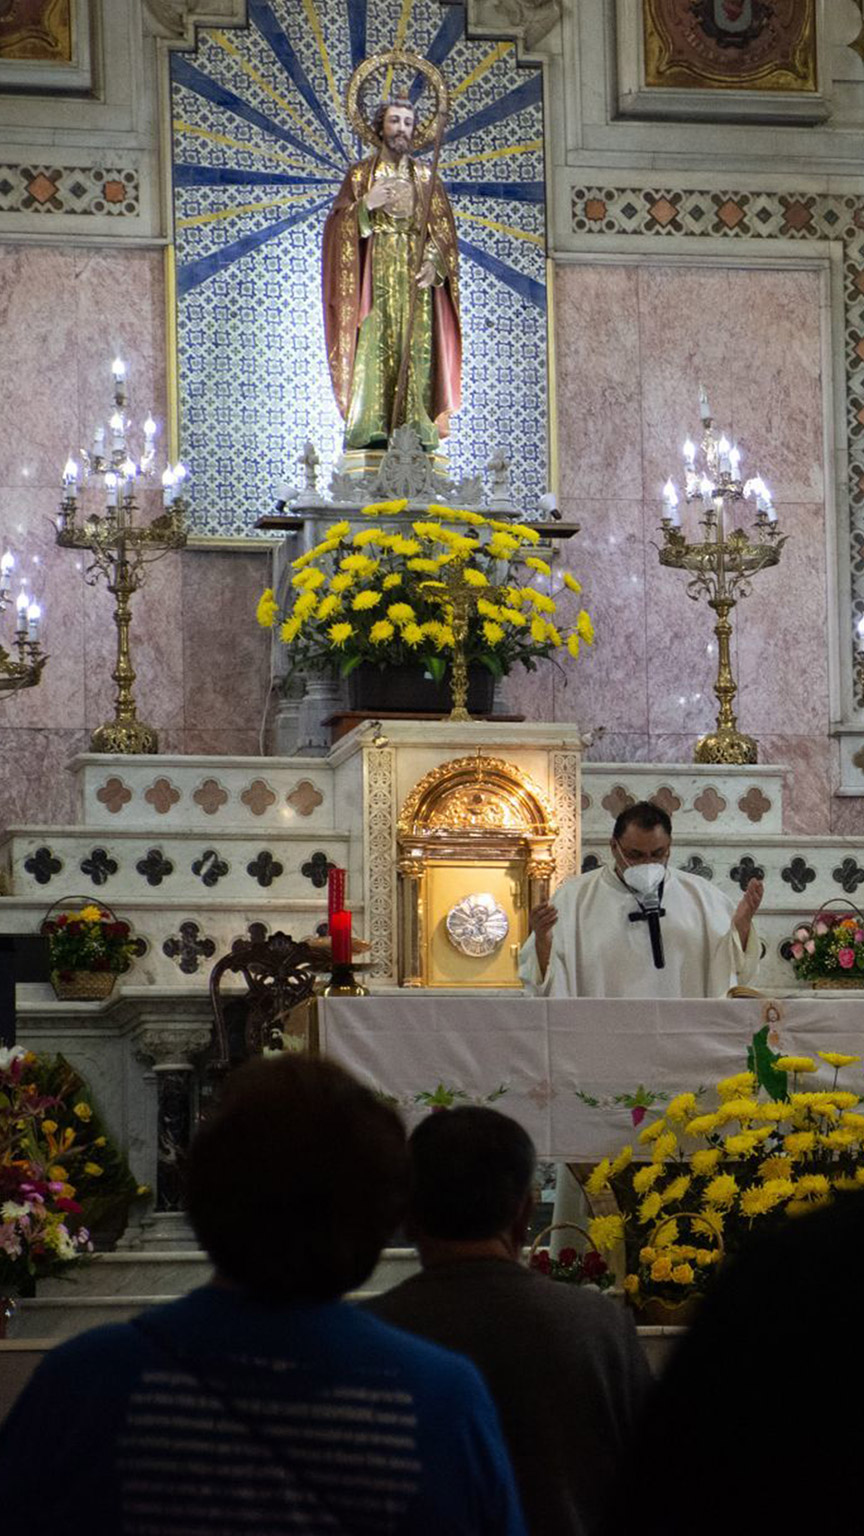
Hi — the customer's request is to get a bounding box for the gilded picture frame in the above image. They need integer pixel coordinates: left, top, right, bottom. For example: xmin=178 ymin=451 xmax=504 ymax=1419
xmin=0 ymin=0 xmax=92 ymax=93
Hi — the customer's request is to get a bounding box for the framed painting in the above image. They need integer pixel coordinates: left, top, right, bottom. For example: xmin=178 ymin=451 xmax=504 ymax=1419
xmin=0 ymin=0 xmax=92 ymax=92
xmin=616 ymin=0 xmax=828 ymax=122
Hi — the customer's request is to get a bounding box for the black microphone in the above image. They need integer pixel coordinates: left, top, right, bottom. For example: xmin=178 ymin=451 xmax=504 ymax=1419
xmin=628 ymin=883 xmax=666 ymax=969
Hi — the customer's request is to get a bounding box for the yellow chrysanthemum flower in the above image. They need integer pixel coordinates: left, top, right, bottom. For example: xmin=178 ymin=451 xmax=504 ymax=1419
xmin=407 ymin=558 xmax=442 ymax=575
xmin=361 ymin=499 xmax=407 ymax=515
xmin=402 ymin=623 xmax=424 ymax=647
xmin=717 ymin=1071 xmax=756 ymax=1101
xmin=390 ymin=537 xmax=422 ymax=557
xmin=79 ymin=906 xmax=105 ymax=923
xmin=723 ymin=1130 xmax=765 ymax=1157
xmin=352 ymin=528 xmax=386 ymax=547
xmin=462 ymin=566 xmax=488 ymax=587
xmin=841 ymin=1111 xmax=864 ymax=1130
xmin=340 ymin=553 xmax=379 ymax=575
xmin=665 ymin=1092 xmax=699 ymax=1123
xmin=638 ymin=1191 xmax=663 ymax=1224
xmin=513 ymin=522 xmax=541 ymax=543
xmin=633 ymin=1163 xmax=662 ymax=1194
xmin=651 ymin=1131 xmax=678 ymax=1165
xmin=740 ymin=1185 xmax=783 ymax=1218
xmin=316 ymin=595 xmax=341 ymax=622
xmin=638 ymin=1119 xmax=667 ymax=1144
xmin=525 ymin=555 xmax=552 ymax=577
xmin=327 ymin=622 xmax=354 ymax=647
xmin=370 ymin=619 xmax=395 ymax=644
xmin=703 ymin=1174 xmax=738 ymax=1208
xmin=660 ymin=1174 xmax=691 ymax=1206
xmin=776 ymin=1056 xmax=817 ymax=1073
xmin=818 ymin=1051 xmax=861 ymax=1069
xmin=566 ymin=633 xmax=580 ymax=659
xmin=280 ymin=617 xmax=301 ymax=642
xmin=382 ymin=572 xmax=402 ymax=589
xmin=328 ymin=520 xmax=351 ymax=539
xmin=330 ymin=572 xmax=355 ymax=593
xmin=256 ymin=588 xmax=279 ymax=628
xmin=758 ymin=1155 xmax=793 ymax=1181
xmin=585 ymin=1159 xmax=611 ymax=1196
xmin=562 ymin=572 xmax=582 ymax=594
xmin=487 ymin=535 xmax=521 ymax=559
xmin=291 ymin=567 xmax=326 ymax=590
xmin=610 ymin=1145 xmax=633 ymax=1177
xmin=352 ymin=590 xmax=383 ymax=611
xmin=794 ymin=1173 xmax=830 ymax=1199
xmin=483 ymin=621 xmax=505 ymax=646
xmin=477 ymin=598 xmax=502 ymax=619
xmin=784 ymin=1131 xmax=816 ymax=1158
xmin=293 ymin=591 xmax=318 ymax=620
xmin=715 ymin=1096 xmax=760 ymax=1124
xmin=576 ymin=609 xmax=595 ymax=644
xmin=500 ymin=607 xmax=528 ymax=627
xmin=821 ymin=1129 xmax=856 ymax=1149
xmin=531 ymin=617 xmax=548 ymax=644
xmin=387 ymin=602 xmax=415 ymax=623
xmin=753 ymin=1101 xmax=791 ymax=1122
xmin=412 ymin=521 xmax=445 ymax=539
xmin=691 ymin=1148 xmax=722 ymax=1176
xmin=522 ymin=586 xmax=555 ymax=613
xmin=684 ymin=1113 xmax=721 ymax=1137
xmin=435 ymin=625 xmax=454 ymax=649
xmin=588 ymin=1214 xmax=626 ymax=1252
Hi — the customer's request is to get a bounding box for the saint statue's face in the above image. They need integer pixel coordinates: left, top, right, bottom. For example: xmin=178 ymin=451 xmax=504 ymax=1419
xmin=380 ymin=103 xmax=415 ymax=157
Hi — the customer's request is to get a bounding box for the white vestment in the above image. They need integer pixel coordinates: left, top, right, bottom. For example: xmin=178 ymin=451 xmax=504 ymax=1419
xmin=519 ymin=864 xmax=759 ymax=1000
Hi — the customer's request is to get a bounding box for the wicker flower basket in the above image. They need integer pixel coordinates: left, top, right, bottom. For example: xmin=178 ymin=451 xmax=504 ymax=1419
xmin=631 ymin=1209 xmax=723 ymax=1328
xmin=528 ymin=1220 xmax=620 ymax=1291
xmin=812 ymin=975 xmax=864 ymax=990
xmin=51 ymin=971 xmax=117 ymax=1002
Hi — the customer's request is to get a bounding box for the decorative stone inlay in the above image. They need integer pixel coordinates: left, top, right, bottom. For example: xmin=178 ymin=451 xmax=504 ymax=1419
xmin=240 ymin=779 xmax=277 ymax=816
xmin=24 ymin=846 xmax=62 ymax=885
xmin=781 ymin=857 xmax=816 ymax=894
xmin=365 ymin=744 xmax=397 ymax=981
xmin=833 ymin=857 xmax=864 ymax=894
xmin=680 ymin=854 xmax=713 ymax=880
xmin=738 ymin=787 xmax=772 ymax=823
xmin=191 ymin=849 xmax=229 ymax=888
xmin=247 ymin=851 xmax=283 ymax=888
xmin=730 ymin=855 xmax=765 ymax=892
xmin=162 ymin=922 xmax=217 ymax=976
xmin=600 ymin=785 xmax=635 ymax=819
xmin=96 ymin=777 xmax=132 ymax=814
xmin=0 ymin=163 xmax=140 ymax=217
xmin=193 ymin=778 xmax=229 ymax=816
xmin=286 ymin=779 xmax=325 ymax=817
xmin=853 ymin=746 xmax=864 ymax=775
xmin=144 ymin=778 xmax=181 ymax=815
xmin=551 ymin=751 xmax=581 ymax=882
xmin=581 ymin=853 xmax=601 ymax=873
xmin=581 ymin=792 xmax=591 ymax=811
xmin=300 ymin=851 xmax=333 ymax=889
xmin=778 ymin=938 xmax=796 ymax=964
xmin=80 ymin=847 xmax=118 ymax=886
xmin=693 ymin=787 xmax=727 ymax=823
xmin=650 ymin=786 xmax=682 ymax=816
xmin=136 ymin=848 xmax=175 ymax=887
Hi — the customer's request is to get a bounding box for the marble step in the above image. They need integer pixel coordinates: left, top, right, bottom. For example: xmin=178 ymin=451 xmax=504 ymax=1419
xmin=581 ymin=764 xmax=785 ymax=833
xmin=72 ymin=754 xmax=337 ymax=833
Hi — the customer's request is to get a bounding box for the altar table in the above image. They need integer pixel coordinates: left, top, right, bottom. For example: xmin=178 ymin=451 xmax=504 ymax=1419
xmin=319 ymin=995 xmax=864 ymax=1159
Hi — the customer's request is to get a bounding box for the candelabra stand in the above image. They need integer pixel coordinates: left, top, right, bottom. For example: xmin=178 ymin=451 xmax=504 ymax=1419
xmin=658 ymin=395 xmax=786 ymax=765
xmin=0 ymin=602 xmax=47 ymax=695
xmin=425 ymin=564 xmax=509 ymax=722
xmin=56 ymin=361 xmax=187 ymax=753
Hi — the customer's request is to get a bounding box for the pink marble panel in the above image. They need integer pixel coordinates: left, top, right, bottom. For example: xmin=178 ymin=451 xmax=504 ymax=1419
xmin=737 ymin=503 xmax=827 ymax=736
xmin=554 ymin=266 xmax=643 ymax=500
xmin=644 ymin=501 xmax=736 ymax=738
xmin=182 ymin=728 xmax=268 ymax=756
xmin=497 ymin=657 xmax=554 ymax=722
xmin=0 ymin=248 xmax=80 ymax=489
xmin=74 ymin=250 xmax=166 ymax=468
xmin=182 ymin=550 xmax=272 ymax=731
xmin=583 ymin=732 xmax=652 ymax=762
xmin=0 ymin=728 xmax=88 ymax=831
xmin=81 ymin=542 xmax=185 ymax=734
xmin=831 ymin=798 xmax=864 ymax=837
xmin=756 ymin=734 xmax=832 ymax=834
xmin=636 ymin=267 xmax=824 ymax=507
xmin=551 ymin=498 xmax=648 ymax=733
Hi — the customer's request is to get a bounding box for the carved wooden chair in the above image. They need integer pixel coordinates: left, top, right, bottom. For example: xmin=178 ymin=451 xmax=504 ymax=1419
xmin=208 ymin=929 xmax=320 ymax=1077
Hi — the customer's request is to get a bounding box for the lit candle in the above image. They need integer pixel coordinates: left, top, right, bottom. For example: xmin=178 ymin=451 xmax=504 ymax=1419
xmin=112 ymin=357 xmax=126 ymax=386
xmin=62 ymin=456 xmax=78 ymax=488
xmin=161 ymin=467 xmax=175 ymax=507
xmin=105 ymin=471 xmax=118 ymax=509
xmin=718 ymin=435 xmax=731 ymax=475
xmin=683 ymin=439 xmax=696 ymax=465
xmin=700 ymin=476 xmax=715 ymax=511
xmin=330 ymin=909 xmax=352 ymax=966
xmin=92 ymin=425 xmax=105 ymax=458
xmin=27 ymin=601 xmax=40 ymax=641
xmin=15 ymin=590 xmax=28 ymax=634
xmin=765 ymin=501 xmax=777 ymax=524
xmin=110 ymin=410 xmax=125 ymax=452
xmin=662 ymin=479 xmax=679 ymax=511
xmin=699 ymin=385 xmax=711 ymax=423
xmin=0 ymin=550 xmax=13 ymax=601
xmin=328 ymin=866 xmax=346 ymax=922
xmin=144 ymin=414 xmax=156 ymax=442
xmin=729 ymin=445 xmax=741 ymax=478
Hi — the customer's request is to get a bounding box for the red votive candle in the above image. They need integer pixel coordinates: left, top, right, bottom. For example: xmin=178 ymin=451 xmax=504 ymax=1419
xmin=330 ymin=909 xmax=352 ymax=966
xmin=328 ymin=866 xmax=346 ymax=923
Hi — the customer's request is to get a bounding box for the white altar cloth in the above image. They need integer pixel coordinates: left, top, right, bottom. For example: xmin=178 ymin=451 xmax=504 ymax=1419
xmin=319 ymin=995 xmax=864 ymax=1159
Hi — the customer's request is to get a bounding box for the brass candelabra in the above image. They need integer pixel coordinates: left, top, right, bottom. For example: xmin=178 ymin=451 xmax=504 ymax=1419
xmin=56 ymin=360 xmax=188 ymax=754
xmin=423 ymin=562 xmax=508 ymax=722
xmin=0 ymin=552 xmax=46 ymax=695
xmin=658 ymin=390 xmax=786 ymax=765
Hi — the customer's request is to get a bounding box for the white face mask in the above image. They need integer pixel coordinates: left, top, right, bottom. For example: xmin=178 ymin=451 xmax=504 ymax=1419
xmin=621 ymin=862 xmax=667 ymax=896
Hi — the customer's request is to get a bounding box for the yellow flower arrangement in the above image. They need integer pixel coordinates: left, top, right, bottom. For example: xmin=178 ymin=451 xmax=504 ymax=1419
xmin=589 ymin=1046 xmax=864 ymax=1313
xmin=256 ymin=503 xmax=592 ymax=689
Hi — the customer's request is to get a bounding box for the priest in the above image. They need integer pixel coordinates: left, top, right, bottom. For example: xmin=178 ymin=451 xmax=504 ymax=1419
xmin=519 ymin=801 xmax=762 ymax=999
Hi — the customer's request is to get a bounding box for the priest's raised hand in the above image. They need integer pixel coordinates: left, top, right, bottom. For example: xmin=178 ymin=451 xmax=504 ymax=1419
xmin=528 ymin=900 xmax=558 ymax=980
xmin=733 ymin=877 xmax=764 ymax=950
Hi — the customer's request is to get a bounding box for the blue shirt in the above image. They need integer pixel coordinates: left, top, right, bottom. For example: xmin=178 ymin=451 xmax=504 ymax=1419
xmin=0 ymin=1285 xmax=526 ymax=1536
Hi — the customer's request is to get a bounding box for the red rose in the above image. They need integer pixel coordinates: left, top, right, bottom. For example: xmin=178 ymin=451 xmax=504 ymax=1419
xmin=558 ymin=1247 xmax=579 ymax=1268
xmin=530 ymin=1249 xmax=552 ymax=1274
xmin=581 ymin=1250 xmax=608 ymax=1281
xmin=114 ymin=921 xmax=130 ymax=938
xmin=55 ymin=1197 xmax=82 ymax=1214
xmin=55 ymin=914 xmax=68 ymax=928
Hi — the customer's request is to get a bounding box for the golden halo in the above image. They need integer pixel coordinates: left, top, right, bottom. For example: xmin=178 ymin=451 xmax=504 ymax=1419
xmin=346 ymin=49 xmax=449 ymax=151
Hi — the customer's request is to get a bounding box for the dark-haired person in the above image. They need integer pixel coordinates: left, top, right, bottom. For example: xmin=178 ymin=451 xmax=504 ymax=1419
xmin=365 ymin=1107 xmax=650 ymax=1536
xmin=0 ymin=1057 xmax=526 ymax=1536
xmin=519 ymin=800 xmax=762 ymax=999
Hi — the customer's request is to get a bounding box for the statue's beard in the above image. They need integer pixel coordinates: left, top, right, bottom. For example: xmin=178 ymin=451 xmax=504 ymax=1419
xmin=385 ymin=132 xmax=412 ymax=155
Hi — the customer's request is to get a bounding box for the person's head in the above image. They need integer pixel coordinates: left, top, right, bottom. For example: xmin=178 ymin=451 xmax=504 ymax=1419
xmin=185 ymin=1055 xmax=408 ymax=1302
xmin=408 ymin=1107 xmax=537 ymax=1251
xmin=611 ymin=801 xmax=672 ymax=876
xmin=373 ymin=97 xmax=416 ymax=157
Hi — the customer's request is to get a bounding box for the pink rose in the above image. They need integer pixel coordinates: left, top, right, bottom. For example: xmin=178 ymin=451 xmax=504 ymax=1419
xmin=814 ymin=921 xmax=828 ymax=936
xmin=838 ymin=947 xmax=856 ymax=970
xmin=855 ymin=931 xmax=864 ymax=944
xmin=791 ymin=942 xmax=804 ymax=960
xmin=794 ymin=927 xmax=810 ymax=942
xmin=804 ymin=939 xmax=816 ymax=954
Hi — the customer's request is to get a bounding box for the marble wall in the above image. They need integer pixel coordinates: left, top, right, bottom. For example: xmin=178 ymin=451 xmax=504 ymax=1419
xmin=0 ymin=245 xmax=271 ymax=833
xmin=501 ymin=262 xmax=834 ymax=834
